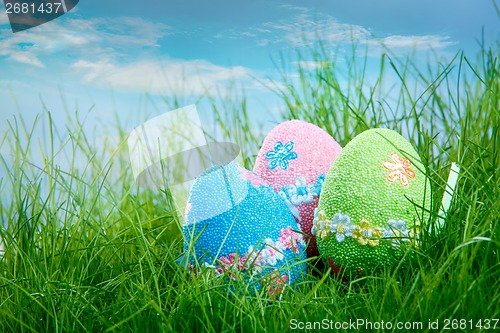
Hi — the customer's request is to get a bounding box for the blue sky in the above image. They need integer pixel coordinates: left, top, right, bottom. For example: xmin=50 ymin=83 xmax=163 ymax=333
xmin=0 ymin=0 xmax=499 ymax=145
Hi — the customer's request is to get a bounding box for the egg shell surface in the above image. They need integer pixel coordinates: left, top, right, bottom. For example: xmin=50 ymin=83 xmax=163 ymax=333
xmin=314 ymin=128 xmax=431 ymax=273
xmin=183 ymin=163 xmax=307 ymax=289
xmin=253 ymin=120 xmax=342 ymax=258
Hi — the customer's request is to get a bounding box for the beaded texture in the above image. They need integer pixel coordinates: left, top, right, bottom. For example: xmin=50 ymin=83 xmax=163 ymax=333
xmin=182 ymin=163 xmax=307 ymax=293
xmin=316 ymin=128 xmax=431 ymax=273
xmin=253 ymin=120 xmax=342 ymax=258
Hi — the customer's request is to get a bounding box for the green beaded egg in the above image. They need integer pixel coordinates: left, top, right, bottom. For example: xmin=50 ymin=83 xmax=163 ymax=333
xmin=313 ymin=128 xmax=431 ymax=273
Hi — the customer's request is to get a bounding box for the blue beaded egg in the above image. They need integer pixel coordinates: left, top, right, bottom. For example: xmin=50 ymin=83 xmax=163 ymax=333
xmin=181 ymin=163 xmax=307 ymax=293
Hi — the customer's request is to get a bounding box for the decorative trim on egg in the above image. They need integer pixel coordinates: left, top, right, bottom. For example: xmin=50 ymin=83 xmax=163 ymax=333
xmin=279 ymin=174 xmax=325 ymax=206
xmin=265 ymin=141 xmax=298 ymax=170
xmin=311 ymin=209 xmax=414 ymax=247
xmin=214 ymin=226 xmax=305 ymax=277
xmin=261 ymin=270 xmax=289 ymax=295
xmin=383 ymin=152 xmax=416 ymax=187
xmin=277 ymin=174 xmax=326 ymax=221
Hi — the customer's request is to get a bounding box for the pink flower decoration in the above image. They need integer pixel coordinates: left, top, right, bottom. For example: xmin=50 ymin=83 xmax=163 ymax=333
xmin=218 ymin=254 xmax=238 ymax=279
xmin=227 ymin=253 xmax=236 ymax=262
xmin=238 ymin=166 xmax=269 ymax=188
xmin=274 ymin=274 xmax=289 ymax=285
xmin=238 ymin=256 xmax=248 ymax=270
xmin=278 ymin=227 xmax=304 ymax=254
xmin=265 ymin=271 xmax=289 ymax=295
xmin=247 ymin=250 xmax=263 ymax=266
xmin=217 ymin=252 xmax=256 ymax=275
xmin=219 ymin=255 xmax=233 ymax=268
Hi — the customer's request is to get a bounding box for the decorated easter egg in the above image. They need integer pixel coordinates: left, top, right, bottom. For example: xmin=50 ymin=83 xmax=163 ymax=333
xmin=253 ymin=120 xmax=342 ymax=258
xmin=182 ymin=163 xmax=307 ymax=293
xmin=313 ymin=128 xmax=431 ymax=273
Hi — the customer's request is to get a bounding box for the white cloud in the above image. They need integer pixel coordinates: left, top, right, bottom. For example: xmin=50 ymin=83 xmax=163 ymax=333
xmin=255 ymin=28 xmax=273 ymax=34
xmin=0 ymin=79 xmax=31 ymax=93
xmin=92 ymin=17 xmax=169 ymax=47
xmin=292 ymin=60 xmax=331 ymax=69
xmin=6 ymin=51 xmax=44 ymax=67
xmin=0 ymin=10 xmax=8 ymax=25
xmin=214 ymin=29 xmax=257 ymax=40
xmin=262 ymin=15 xmax=371 ymax=47
xmin=257 ymin=39 xmax=271 ymax=47
xmin=71 ymin=57 xmax=254 ymax=97
xmin=277 ymin=4 xmax=310 ymax=12
xmin=254 ymin=10 xmax=455 ymax=52
xmin=0 ymin=16 xmax=169 ymax=67
xmin=0 ymin=15 xmax=267 ymax=98
xmin=369 ymin=35 xmax=457 ymax=50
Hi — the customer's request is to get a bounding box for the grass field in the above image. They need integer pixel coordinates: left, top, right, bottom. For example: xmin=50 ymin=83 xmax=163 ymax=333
xmin=0 ymin=41 xmax=499 ymax=332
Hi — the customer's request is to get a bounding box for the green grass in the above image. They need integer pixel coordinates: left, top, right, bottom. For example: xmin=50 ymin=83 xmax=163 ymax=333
xmin=0 ymin=41 xmax=499 ymax=332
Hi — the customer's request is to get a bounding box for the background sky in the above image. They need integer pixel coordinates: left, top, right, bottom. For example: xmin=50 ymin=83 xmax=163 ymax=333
xmin=0 ymin=0 xmax=499 ymax=157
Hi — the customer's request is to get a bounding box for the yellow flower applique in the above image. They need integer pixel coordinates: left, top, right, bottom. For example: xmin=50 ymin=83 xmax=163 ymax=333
xmin=352 ymin=220 xmax=383 ymax=247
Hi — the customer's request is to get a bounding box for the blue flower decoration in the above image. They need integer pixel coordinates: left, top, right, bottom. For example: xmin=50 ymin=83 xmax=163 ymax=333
xmin=311 ymin=174 xmax=326 ymax=196
xmin=265 ymin=141 xmax=298 ymax=170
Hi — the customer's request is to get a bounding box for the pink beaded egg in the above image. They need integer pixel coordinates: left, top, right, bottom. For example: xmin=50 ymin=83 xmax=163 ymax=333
xmin=253 ymin=120 xmax=342 ymax=258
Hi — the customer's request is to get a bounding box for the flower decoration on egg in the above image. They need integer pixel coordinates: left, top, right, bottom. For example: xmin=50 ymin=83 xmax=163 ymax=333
xmin=280 ymin=174 xmax=325 ymax=206
xmin=263 ymin=270 xmax=289 ymax=295
xmin=383 ymin=152 xmax=416 ymax=186
xmin=351 ymin=220 xmax=384 ymax=247
xmin=329 ymin=213 xmax=355 ymax=243
xmin=265 ymin=141 xmax=298 ymax=170
xmin=385 ymin=220 xmax=410 ymax=246
xmin=312 ymin=209 xmax=415 ymax=248
xmin=278 ymin=226 xmax=306 ymax=254
xmin=287 ymin=176 xmax=314 ymax=204
xmin=212 ymin=226 xmax=305 ymax=292
xmin=312 ymin=209 xmax=330 ymax=240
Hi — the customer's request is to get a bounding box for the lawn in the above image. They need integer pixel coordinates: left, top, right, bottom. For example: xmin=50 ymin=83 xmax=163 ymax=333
xmin=0 ymin=42 xmax=498 ymax=332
